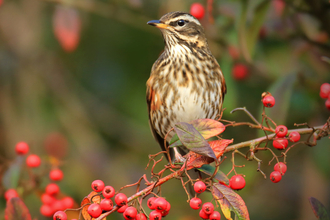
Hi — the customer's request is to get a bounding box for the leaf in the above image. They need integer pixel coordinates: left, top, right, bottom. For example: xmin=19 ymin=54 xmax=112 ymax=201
xmin=169 ymin=134 xmax=183 ymax=148
xmin=81 ymin=191 xmax=102 ymax=220
xmin=246 ymin=0 xmax=271 ymax=58
xmin=189 ymin=119 xmax=226 ymax=139
xmin=174 ymin=122 xmax=216 ymax=159
xmin=2 ymin=157 xmax=24 ymax=189
xmin=308 ymin=197 xmax=330 ymax=220
xmin=185 ymin=139 xmax=233 ymax=170
xmin=238 ymin=0 xmax=271 ymax=62
xmin=197 ymin=164 xmax=229 ymax=185
xmin=5 ymin=197 xmax=32 ymax=220
xmin=169 ymin=119 xmax=225 ymax=148
xmin=212 ymin=183 xmax=250 ymax=220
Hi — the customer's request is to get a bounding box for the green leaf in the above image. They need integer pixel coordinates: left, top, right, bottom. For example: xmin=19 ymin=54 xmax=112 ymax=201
xmin=238 ymin=0 xmax=271 ymax=62
xmin=258 ymin=73 xmax=297 ymax=131
xmin=212 ymin=182 xmax=250 ymax=220
xmin=173 ymin=122 xmax=216 ymax=159
xmin=189 ymin=119 xmax=225 ymax=139
xmin=308 ymin=197 xmax=330 ymax=220
xmin=197 ymin=165 xmax=229 ymax=185
xmin=246 ymin=0 xmax=271 ymax=58
xmin=169 ymin=134 xmax=182 ymax=148
xmin=2 ymin=157 xmax=23 ymax=189
xmin=5 ymin=197 xmax=32 ymax=220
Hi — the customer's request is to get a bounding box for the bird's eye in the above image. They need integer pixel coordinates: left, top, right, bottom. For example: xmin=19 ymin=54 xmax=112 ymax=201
xmin=177 ymin=19 xmax=185 ymax=26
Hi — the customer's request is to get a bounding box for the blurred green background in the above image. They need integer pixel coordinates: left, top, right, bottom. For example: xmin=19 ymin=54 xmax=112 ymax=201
xmin=0 ymin=0 xmax=329 ymax=219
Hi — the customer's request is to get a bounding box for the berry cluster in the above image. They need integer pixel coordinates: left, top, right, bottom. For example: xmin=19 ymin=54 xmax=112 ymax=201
xmin=147 ymin=196 xmax=171 ymax=219
xmin=320 ymin=83 xmax=330 ymax=110
xmin=270 ymin=162 xmax=287 ymax=183
xmin=188 ymin=181 xmax=221 ymax=220
xmin=3 ymin=142 xmax=74 ymax=217
xmin=272 ymin=125 xmax=301 ymax=150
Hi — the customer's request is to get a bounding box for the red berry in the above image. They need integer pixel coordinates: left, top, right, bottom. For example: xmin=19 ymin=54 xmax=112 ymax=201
xmin=136 ymin=213 xmax=148 ymax=220
xmin=189 ymin=197 xmax=202 ymax=210
xmin=229 ymin=175 xmax=246 ymax=190
xmin=46 ymin=183 xmax=60 ymax=196
xmin=61 ymin=196 xmax=74 ymax=209
xmin=100 ymin=198 xmax=113 ymax=211
xmin=91 ymin=180 xmax=104 ymax=192
xmin=49 ymin=169 xmax=64 ymax=181
xmin=274 ymin=162 xmax=287 ymax=175
xmin=194 ymin=181 xmax=206 ymax=193
xmin=209 ymin=211 xmax=221 ymax=220
xmin=149 ymin=210 xmax=162 ymax=220
xmin=40 ymin=204 xmax=53 ymax=217
xmin=154 ymin=197 xmax=167 ymax=211
xmin=289 ymin=131 xmax=300 ymax=142
xmin=199 ymin=209 xmax=210 ymax=219
xmin=273 ymin=139 xmax=288 ymax=150
xmin=190 ymin=3 xmax=205 ymax=19
xmin=26 ymin=154 xmax=41 ymax=168
xmin=15 ymin=142 xmax=29 ymax=155
xmin=41 ymin=193 xmax=56 ymax=205
xmin=102 ymin=185 xmax=115 ymax=198
xmin=123 ymin=207 xmax=137 ymax=220
xmin=202 ymin=202 xmax=214 ymax=215
xmin=262 ymin=95 xmax=275 ymax=107
xmin=275 ymin=125 xmax=288 ymax=137
xmin=232 ymin=64 xmax=248 ymax=81
xmin=270 ymin=171 xmax=282 ymax=183
xmin=87 ymin=203 xmax=102 ymax=218
xmin=161 ymin=201 xmax=171 ymax=217
xmin=320 ymin=83 xmax=330 ymax=99
xmin=115 ymin=193 xmax=127 ymax=206
xmin=52 ymin=200 xmax=64 ymax=212
xmin=117 ymin=204 xmax=128 ymax=213
xmin=325 ymin=99 xmax=330 ymax=110
xmin=4 ymin=189 xmax=19 ymax=200
xmin=147 ymin=197 xmax=157 ymax=210
xmin=53 ymin=211 xmax=67 ymax=220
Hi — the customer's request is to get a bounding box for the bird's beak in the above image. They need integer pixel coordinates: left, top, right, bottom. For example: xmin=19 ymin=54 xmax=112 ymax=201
xmin=147 ymin=20 xmax=169 ymax=29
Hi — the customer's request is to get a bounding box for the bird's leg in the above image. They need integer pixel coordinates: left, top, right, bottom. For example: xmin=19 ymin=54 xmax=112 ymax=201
xmin=173 ymin=147 xmax=186 ymax=163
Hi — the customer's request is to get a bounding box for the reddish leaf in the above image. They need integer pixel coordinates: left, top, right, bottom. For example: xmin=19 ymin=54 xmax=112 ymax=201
xmin=174 ymin=122 xmax=216 ymax=159
xmin=185 ymin=139 xmax=232 ymax=170
xmin=53 ymin=6 xmax=81 ymax=52
xmin=197 ymin=164 xmax=229 ymax=185
xmin=212 ymin=183 xmax=250 ymax=220
xmin=189 ymin=119 xmax=225 ymax=139
xmin=5 ymin=197 xmax=32 ymax=220
xmin=308 ymin=197 xmax=329 ymax=220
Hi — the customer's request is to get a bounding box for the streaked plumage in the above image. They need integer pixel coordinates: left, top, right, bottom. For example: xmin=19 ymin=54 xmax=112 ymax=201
xmin=146 ymin=11 xmax=226 ymax=161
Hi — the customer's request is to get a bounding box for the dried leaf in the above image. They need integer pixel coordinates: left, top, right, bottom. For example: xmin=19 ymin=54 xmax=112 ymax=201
xmin=308 ymin=197 xmax=330 ymax=220
xmin=5 ymin=197 xmax=32 ymax=220
xmin=81 ymin=191 xmax=101 ymax=220
xmin=212 ymin=183 xmax=250 ymax=220
xmin=174 ymin=122 xmax=216 ymax=159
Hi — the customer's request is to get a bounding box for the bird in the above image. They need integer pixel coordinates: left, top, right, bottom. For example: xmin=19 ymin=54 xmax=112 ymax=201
xmin=146 ymin=11 xmax=226 ymax=162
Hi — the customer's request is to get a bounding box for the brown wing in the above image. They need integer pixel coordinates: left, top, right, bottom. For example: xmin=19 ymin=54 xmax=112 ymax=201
xmin=146 ymin=78 xmax=174 ymax=161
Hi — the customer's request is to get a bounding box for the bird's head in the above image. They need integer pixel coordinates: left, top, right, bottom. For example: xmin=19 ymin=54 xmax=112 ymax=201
xmin=147 ymin=11 xmax=208 ymax=50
